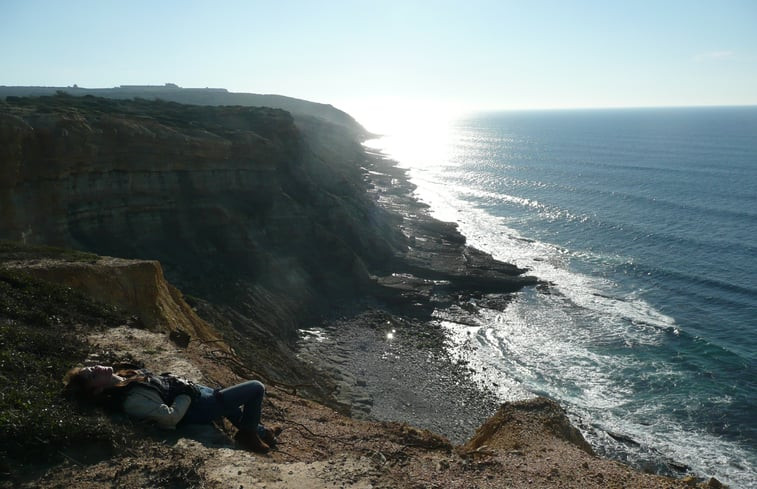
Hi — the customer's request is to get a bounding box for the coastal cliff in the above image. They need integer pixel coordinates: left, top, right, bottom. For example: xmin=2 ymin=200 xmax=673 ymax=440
xmin=0 ymin=93 xmax=532 ymax=385
xmin=0 ymin=94 xmax=390 ymax=290
xmin=0 ymin=92 xmax=710 ymax=487
xmin=1 ymin=94 xmax=395 ymax=352
xmin=0 ymin=84 xmax=373 ymax=141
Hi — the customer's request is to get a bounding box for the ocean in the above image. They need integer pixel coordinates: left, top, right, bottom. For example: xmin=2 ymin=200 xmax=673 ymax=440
xmin=366 ymin=106 xmax=757 ymax=488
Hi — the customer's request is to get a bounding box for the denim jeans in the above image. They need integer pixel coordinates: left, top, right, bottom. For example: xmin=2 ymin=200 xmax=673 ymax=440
xmin=181 ymin=380 xmax=266 ymax=435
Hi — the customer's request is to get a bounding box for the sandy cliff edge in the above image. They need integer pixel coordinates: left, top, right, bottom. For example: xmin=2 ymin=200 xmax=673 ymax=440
xmin=2 ymin=256 xmax=224 ymax=348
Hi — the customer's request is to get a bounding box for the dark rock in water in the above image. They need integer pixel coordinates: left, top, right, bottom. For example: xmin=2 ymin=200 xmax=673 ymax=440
xmin=536 ymin=282 xmax=555 ymax=294
xmin=396 ymin=218 xmax=536 ymax=293
xmin=705 ymin=476 xmax=725 ymax=488
xmin=666 ymin=460 xmax=691 ymax=473
xmin=475 ymin=293 xmax=514 ymax=311
xmin=607 ymin=430 xmax=641 ymax=447
xmin=374 ymin=274 xmax=435 ymax=302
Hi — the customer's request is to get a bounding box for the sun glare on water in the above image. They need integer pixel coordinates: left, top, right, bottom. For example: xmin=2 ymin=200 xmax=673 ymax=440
xmin=348 ymin=98 xmax=462 ymax=169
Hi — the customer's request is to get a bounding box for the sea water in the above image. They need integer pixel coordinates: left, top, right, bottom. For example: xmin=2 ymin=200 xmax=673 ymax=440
xmin=366 ymin=106 xmax=757 ymax=487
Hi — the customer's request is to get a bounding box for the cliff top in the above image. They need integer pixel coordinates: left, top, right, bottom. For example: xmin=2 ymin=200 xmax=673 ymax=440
xmin=0 ymin=84 xmax=373 ymax=140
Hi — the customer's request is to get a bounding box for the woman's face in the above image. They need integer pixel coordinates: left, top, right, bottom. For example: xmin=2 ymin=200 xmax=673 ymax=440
xmin=79 ymin=365 xmax=116 ymax=392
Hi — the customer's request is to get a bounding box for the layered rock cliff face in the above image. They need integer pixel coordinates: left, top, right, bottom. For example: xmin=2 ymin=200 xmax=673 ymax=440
xmin=0 ymin=94 xmax=404 ymax=359
xmin=0 ymin=93 xmax=538 ymax=393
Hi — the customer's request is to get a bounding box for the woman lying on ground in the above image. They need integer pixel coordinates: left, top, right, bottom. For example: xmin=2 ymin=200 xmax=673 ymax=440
xmin=64 ymin=365 xmax=280 ymax=453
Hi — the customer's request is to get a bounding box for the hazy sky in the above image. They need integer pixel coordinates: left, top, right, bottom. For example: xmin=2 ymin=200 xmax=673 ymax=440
xmin=2 ymin=0 xmax=756 ymax=125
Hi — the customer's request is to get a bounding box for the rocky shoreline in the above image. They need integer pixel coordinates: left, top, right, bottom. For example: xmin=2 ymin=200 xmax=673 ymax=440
xmin=298 ymin=307 xmax=502 ymax=444
xmin=298 ymin=148 xmax=536 ymax=444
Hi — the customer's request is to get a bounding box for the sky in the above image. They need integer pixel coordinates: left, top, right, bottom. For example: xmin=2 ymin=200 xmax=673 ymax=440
xmin=2 ymin=0 xmax=757 ymax=130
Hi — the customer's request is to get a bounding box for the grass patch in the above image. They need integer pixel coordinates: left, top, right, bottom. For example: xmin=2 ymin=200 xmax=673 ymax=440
xmin=0 ymin=268 xmax=123 ymax=326
xmin=0 ymin=240 xmax=99 ymax=265
xmin=0 ymin=268 xmax=131 ymax=482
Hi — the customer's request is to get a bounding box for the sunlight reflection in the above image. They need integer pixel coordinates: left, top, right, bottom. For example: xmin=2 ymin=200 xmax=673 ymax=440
xmin=349 ymin=99 xmax=463 ymax=169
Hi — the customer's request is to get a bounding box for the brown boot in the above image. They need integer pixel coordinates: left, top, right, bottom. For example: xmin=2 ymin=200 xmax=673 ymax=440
xmin=234 ymin=429 xmax=270 ymax=454
xmin=261 ymin=425 xmax=283 ymax=446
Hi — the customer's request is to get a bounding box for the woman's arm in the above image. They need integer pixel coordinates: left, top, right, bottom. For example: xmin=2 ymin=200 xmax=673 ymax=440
xmin=122 ymin=386 xmax=191 ymax=429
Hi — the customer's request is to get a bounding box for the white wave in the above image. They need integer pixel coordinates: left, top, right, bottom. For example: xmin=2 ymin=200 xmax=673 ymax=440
xmin=442 ymin=286 xmax=756 ymax=487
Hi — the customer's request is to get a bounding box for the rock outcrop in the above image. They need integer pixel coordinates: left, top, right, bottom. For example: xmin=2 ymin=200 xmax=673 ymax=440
xmin=462 ymin=397 xmax=595 ymax=456
xmin=1 ymin=256 xmax=222 ymax=346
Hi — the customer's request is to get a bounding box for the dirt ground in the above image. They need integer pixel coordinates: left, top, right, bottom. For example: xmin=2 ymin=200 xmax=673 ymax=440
xmin=25 ymin=325 xmax=714 ymax=489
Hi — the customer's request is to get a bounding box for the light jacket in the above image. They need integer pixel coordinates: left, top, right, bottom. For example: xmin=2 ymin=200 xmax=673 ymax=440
xmin=122 ymin=385 xmax=192 ymax=429
xmin=116 ymin=370 xmax=200 ymax=429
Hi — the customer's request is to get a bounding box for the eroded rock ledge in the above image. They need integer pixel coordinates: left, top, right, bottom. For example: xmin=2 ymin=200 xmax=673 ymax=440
xmin=2 ymin=256 xmax=223 ymax=346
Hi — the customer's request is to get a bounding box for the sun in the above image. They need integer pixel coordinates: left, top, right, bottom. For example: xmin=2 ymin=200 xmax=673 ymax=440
xmin=344 ymin=97 xmax=464 ymax=169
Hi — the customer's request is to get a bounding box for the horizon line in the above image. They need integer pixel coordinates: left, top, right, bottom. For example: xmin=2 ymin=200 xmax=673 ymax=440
xmin=2 ymin=84 xmax=756 ymax=114
xmin=466 ymin=103 xmax=757 ymax=113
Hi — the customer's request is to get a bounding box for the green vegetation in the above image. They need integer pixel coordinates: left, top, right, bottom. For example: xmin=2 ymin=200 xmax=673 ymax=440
xmin=0 ymin=267 xmax=122 ymax=326
xmin=0 ymin=240 xmax=99 ymax=264
xmin=0 ymin=267 xmax=129 ymax=481
xmin=3 ymin=92 xmax=294 ymax=140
